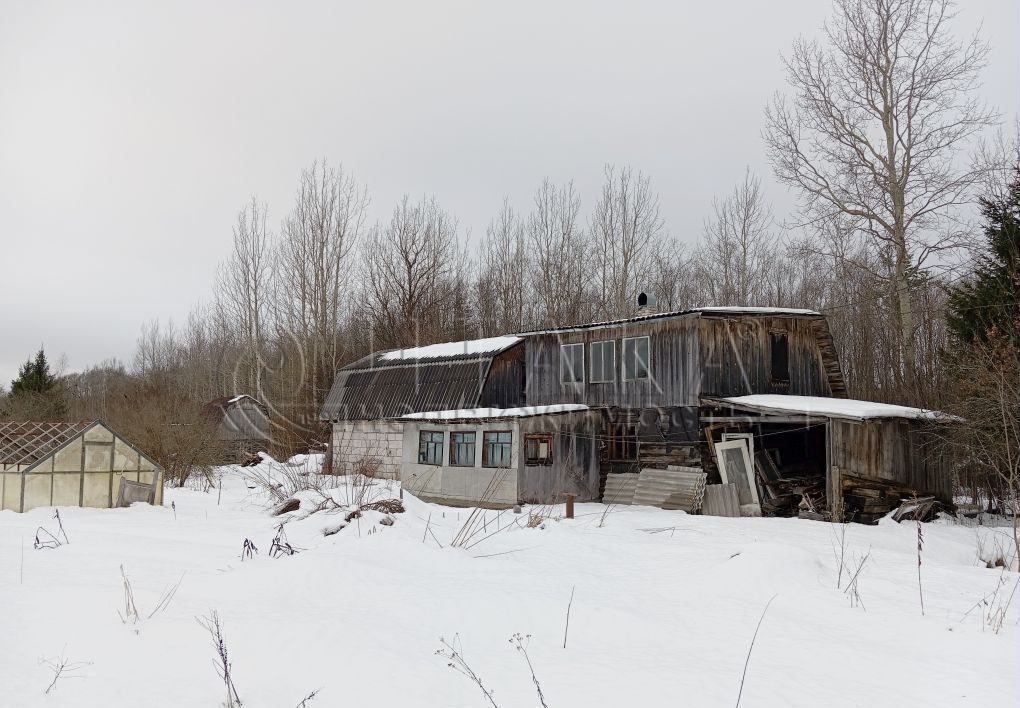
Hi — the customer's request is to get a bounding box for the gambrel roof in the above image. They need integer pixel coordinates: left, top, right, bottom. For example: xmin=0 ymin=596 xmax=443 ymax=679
xmin=320 ymin=336 xmax=524 ymax=421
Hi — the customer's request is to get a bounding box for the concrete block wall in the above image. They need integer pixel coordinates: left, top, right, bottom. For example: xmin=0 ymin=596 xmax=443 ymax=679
xmin=332 ymin=419 xmax=403 ymax=479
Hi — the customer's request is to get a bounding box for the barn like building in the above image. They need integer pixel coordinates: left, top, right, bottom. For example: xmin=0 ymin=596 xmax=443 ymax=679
xmin=202 ymin=394 xmax=271 ymax=462
xmin=0 ymin=420 xmax=164 ymax=512
xmin=320 ymin=304 xmax=955 ymax=521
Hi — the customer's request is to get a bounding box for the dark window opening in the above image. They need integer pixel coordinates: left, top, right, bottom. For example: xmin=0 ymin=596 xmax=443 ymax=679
xmin=483 ymin=430 xmax=513 ymax=467
xmin=418 ymin=430 xmax=444 ymax=465
xmin=608 ymin=424 xmax=638 ymax=460
xmin=524 ymin=434 xmax=554 ymax=465
xmin=449 ymin=431 xmax=477 ymax=466
xmin=770 ymin=332 xmax=790 ymax=383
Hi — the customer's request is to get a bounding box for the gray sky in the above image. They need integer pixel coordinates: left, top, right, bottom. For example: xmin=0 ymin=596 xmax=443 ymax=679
xmin=1 ymin=0 xmax=1017 ymax=386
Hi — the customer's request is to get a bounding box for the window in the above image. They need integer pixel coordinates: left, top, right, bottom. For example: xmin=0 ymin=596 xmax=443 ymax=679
xmin=622 ymin=336 xmax=650 ymax=380
xmin=418 ymin=430 xmax=444 ymax=465
xmin=770 ymin=332 xmax=790 ymax=383
xmin=482 ymin=430 xmax=513 ymax=468
xmin=590 ymin=340 xmax=616 ymax=383
xmin=524 ymin=434 xmax=553 ymax=465
xmin=608 ymin=424 xmax=638 ymax=460
xmin=560 ymin=343 xmax=585 ymax=383
xmin=449 ymin=431 xmax=477 ymax=467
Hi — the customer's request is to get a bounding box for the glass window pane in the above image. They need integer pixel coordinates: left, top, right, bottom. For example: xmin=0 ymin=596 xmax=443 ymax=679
xmin=483 ymin=431 xmax=513 ymax=468
xmin=560 ymin=343 xmax=584 ymax=383
xmin=623 ymin=337 xmax=649 ymax=380
xmin=449 ymin=431 xmax=476 ymax=466
xmin=418 ymin=431 xmax=444 ymax=465
xmin=591 ymin=340 xmax=615 ymax=382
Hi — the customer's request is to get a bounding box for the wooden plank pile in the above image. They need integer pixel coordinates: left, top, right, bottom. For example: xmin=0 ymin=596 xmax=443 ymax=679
xmin=754 ymin=449 xmax=828 ymax=519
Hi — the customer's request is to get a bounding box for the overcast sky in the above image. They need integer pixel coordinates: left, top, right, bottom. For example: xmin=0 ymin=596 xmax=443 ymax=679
xmin=1 ymin=1 xmax=1017 ymax=386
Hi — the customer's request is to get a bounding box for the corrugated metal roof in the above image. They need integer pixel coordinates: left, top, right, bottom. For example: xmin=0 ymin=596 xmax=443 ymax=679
xmin=320 ymin=336 xmax=525 ymax=421
xmin=0 ymin=421 xmax=94 ymax=466
xmin=320 ymin=359 xmax=495 ymax=421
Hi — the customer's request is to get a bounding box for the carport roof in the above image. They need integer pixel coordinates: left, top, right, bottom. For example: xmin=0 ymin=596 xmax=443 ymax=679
xmin=713 ymin=395 xmax=952 ymax=422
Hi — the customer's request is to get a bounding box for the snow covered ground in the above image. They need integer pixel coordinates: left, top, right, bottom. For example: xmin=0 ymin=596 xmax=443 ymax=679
xmin=1 ymin=456 xmax=1017 ymax=707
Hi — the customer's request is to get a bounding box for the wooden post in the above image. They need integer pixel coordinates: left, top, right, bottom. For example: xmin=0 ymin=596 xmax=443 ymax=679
xmin=565 ymin=494 xmax=575 ymax=519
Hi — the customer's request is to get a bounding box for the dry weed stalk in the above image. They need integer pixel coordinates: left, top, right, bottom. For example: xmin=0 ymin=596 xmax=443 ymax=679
xmin=40 ymin=651 xmax=91 ymax=695
xmin=436 ymin=635 xmax=499 ymax=708
xmin=510 ymin=634 xmax=549 ymax=708
xmin=33 ymin=510 xmax=70 ymax=550
xmin=197 ymin=610 xmax=242 ymax=707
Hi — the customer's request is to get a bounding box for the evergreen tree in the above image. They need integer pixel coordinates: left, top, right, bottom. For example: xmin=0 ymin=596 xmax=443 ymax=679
xmin=947 ymin=165 xmax=1020 ymax=345
xmin=10 ymin=348 xmax=59 ymax=396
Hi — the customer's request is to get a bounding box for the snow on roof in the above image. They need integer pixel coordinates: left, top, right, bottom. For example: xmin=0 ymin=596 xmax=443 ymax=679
xmin=399 ymin=404 xmax=589 ymax=421
xmin=718 ymin=395 xmax=951 ymax=421
xmin=696 ymin=307 xmax=819 ymax=315
xmin=379 ymin=335 xmax=522 ymax=362
xmin=518 ymin=306 xmax=821 ymax=335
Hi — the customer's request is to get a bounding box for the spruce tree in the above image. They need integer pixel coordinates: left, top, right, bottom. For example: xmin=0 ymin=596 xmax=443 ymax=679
xmin=947 ymin=165 xmax=1020 ymax=345
xmin=10 ymin=349 xmax=58 ymax=397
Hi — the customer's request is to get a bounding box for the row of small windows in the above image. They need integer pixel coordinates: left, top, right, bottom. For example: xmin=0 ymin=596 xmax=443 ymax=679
xmin=418 ymin=430 xmax=555 ymax=466
xmin=560 ymin=336 xmax=650 ymax=384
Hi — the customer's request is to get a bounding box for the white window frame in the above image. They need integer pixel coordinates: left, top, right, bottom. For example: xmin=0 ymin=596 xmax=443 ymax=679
xmin=622 ymin=336 xmax=651 ymax=381
xmin=715 ymin=438 xmax=761 ymax=514
xmin=590 ymin=340 xmax=616 ymax=383
xmin=560 ymin=343 xmax=585 ymax=384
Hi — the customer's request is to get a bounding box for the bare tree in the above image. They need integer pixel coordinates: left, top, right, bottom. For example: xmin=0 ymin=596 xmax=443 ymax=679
xmin=478 ymin=199 xmax=529 ymax=334
xmin=215 ymin=197 xmax=273 ymax=394
xmin=363 ymin=195 xmax=460 ymax=348
xmin=589 ymin=165 xmax=664 ymax=318
xmin=526 ymin=179 xmax=593 ymax=327
xmin=765 ymin=0 xmax=995 ymax=392
xmin=646 ymin=238 xmax=697 ymax=312
xmin=276 ymin=161 xmax=369 ymax=414
xmin=695 ymin=169 xmax=781 ymax=306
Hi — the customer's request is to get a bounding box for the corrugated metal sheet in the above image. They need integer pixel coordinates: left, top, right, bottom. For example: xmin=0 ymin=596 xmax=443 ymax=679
xmin=632 ymin=467 xmax=706 ymax=511
xmin=321 ymin=339 xmax=525 ymax=421
xmin=320 ymin=359 xmax=492 ymax=420
xmin=602 ymin=473 xmax=639 ymax=505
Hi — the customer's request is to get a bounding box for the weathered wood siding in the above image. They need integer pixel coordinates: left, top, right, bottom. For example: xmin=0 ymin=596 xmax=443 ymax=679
xmin=525 ymin=317 xmax=701 ymax=408
xmin=480 ymin=343 xmax=526 ymax=408
xmin=830 ymin=419 xmax=953 ymax=502
xmin=524 ymin=313 xmax=834 ymax=409
xmin=518 ymin=411 xmax=601 ymax=503
xmin=219 ymin=400 xmax=270 ymax=442
xmin=697 ymin=315 xmax=831 ymax=398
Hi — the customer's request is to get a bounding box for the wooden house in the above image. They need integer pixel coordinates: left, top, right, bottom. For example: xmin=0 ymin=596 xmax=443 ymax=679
xmin=320 ymin=303 xmax=953 ymax=520
xmin=202 ymin=395 xmax=271 ymax=462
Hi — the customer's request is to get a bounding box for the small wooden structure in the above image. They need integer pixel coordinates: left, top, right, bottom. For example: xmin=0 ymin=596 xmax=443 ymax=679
xmin=704 ymin=395 xmax=954 ymax=522
xmin=202 ymin=395 xmax=271 ymax=462
xmin=0 ymin=420 xmax=164 ymax=512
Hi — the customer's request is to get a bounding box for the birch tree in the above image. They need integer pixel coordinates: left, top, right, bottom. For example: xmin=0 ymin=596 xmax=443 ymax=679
xmin=526 ymin=180 xmax=593 ymax=327
xmin=589 ymin=165 xmax=664 ymax=318
xmin=695 ymin=169 xmax=780 ymax=306
xmin=478 ymin=199 xmax=529 ymax=334
xmin=215 ymin=197 xmax=273 ymax=393
xmin=276 ymin=161 xmax=368 ymax=411
xmin=764 ymin=0 xmax=995 ymax=390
